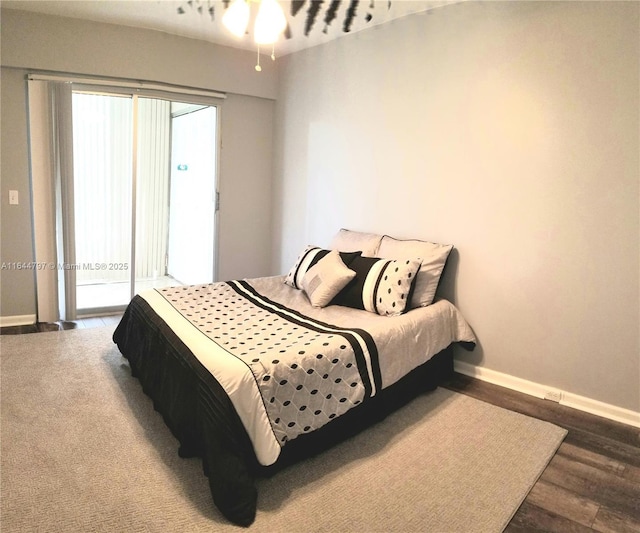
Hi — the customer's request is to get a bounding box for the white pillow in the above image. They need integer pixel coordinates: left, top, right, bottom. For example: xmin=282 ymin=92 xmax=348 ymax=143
xmin=329 ymin=228 xmax=383 ymax=257
xmin=301 ymin=250 xmax=356 ymax=308
xmin=376 ymin=236 xmax=453 ymax=308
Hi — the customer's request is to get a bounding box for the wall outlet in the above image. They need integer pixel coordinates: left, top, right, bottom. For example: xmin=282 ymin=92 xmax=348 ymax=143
xmin=9 ymin=190 xmax=19 ymax=205
xmin=544 ymin=389 xmax=563 ymax=403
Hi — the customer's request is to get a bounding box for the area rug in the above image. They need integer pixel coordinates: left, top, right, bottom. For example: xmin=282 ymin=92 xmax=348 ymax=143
xmin=1 ymin=327 xmax=566 ymax=532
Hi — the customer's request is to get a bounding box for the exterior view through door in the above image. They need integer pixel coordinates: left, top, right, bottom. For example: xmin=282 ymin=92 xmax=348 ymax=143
xmin=167 ymin=105 xmax=216 ymax=286
xmin=72 ymin=93 xmax=218 ymax=314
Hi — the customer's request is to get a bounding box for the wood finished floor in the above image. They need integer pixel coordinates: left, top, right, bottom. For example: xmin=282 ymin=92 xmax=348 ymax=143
xmin=444 ymin=374 xmax=640 ymax=533
xmin=2 ymin=318 xmax=639 ymax=532
xmin=0 ymin=314 xmax=122 ymax=334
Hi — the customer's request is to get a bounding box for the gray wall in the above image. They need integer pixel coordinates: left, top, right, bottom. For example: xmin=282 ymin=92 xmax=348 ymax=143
xmin=0 ymin=9 xmax=277 ymax=99
xmin=1 ymin=68 xmax=36 ymax=317
xmin=272 ymin=1 xmax=639 ymax=412
xmin=0 ymin=9 xmax=276 ymax=318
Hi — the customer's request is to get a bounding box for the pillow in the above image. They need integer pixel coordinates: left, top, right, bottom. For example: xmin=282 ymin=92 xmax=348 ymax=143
xmin=376 ymin=236 xmax=453 ymax=308
xmin=332 ymin=255 xmax=422 ymax=317
xmin=301 ymin=250 xmax=356 ymax=308
xmin=284 ymin=245 xmax=360 ymax=289
xmin=329 ymin=228 xmax=383 ymax=257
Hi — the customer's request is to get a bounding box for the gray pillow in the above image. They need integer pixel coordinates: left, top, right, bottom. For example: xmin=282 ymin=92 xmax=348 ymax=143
xmin=301 ymin=250 xmax=356 ymax=308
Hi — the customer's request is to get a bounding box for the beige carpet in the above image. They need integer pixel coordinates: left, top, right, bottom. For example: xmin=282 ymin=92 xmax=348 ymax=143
xmin=1 ymin=327 xmax=566 ymax=532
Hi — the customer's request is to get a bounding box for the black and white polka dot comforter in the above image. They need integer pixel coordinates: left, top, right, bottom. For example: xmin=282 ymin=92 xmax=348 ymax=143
xmin=134 ymin=275 xmax=476 ymax=467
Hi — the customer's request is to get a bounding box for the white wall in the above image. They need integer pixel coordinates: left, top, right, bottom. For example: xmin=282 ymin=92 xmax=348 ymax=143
xmin=272 ymin=1 xmax=639 ymax=412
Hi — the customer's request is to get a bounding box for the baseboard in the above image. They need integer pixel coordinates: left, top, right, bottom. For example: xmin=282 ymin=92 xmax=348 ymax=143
xmin=0 ymin=314 xmax=37 ymax=327
xmin=454 ymin=360 xmax=640 ymax=429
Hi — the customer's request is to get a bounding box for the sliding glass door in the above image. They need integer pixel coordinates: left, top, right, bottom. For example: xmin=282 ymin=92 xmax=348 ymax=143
xmin=71 ymin=91 xmax=218 ymax=314
xmin=27 ymin=76 xmax=224 ymax=322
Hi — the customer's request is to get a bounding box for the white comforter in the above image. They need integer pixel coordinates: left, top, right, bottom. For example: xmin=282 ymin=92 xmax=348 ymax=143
xmin=137 ymin=276 xmax=476 ymax=466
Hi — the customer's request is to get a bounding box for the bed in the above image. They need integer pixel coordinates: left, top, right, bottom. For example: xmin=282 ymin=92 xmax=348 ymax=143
xmin=113 ymin=230 xmax=476 ymax=526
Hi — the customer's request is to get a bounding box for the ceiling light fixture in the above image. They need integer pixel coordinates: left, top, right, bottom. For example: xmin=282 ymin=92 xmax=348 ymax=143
xmin=222 ymin=0 xmax=287 ymax=71
xmin=221 ymin=0 xmax=250 ymax=37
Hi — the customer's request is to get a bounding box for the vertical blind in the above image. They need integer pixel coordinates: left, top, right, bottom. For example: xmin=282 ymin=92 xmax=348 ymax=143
xmin=135 ymin=98 xmax=171 ymax=281
xmin=28 ymin=80 xmax=59 ymax=322
xmin=72 ymin=94 xmax=171 ymax=284
xmin=72 ymin=93 xmax=132 ymax=284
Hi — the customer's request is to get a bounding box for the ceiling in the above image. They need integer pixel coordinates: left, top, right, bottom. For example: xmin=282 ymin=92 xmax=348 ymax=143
xmin=2 ymin=0 xmax=460 ymax=56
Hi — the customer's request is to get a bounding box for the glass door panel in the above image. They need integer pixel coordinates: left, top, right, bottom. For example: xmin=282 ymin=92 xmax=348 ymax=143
xmin=72 ymin=92 xmax=133 ymax=312
xmin=166 ymin=105 xmax=217 ymax=285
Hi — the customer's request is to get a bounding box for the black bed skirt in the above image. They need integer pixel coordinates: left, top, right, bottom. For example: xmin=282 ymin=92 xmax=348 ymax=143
xmin=113 ymin=295 xmax=455 ymax=526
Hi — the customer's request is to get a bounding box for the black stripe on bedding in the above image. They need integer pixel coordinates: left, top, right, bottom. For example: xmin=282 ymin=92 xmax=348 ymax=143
xmin=371 ymin=260 xmax=392 ymax=315
xmin=293 ymin=247 xmax=325 ymax=289
xmin=227 ymin=280 xmax=382 ymax=398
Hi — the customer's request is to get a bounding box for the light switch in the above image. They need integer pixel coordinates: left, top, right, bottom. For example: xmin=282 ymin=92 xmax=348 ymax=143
xmin=9 ymin=190 xmax=19 ymax=205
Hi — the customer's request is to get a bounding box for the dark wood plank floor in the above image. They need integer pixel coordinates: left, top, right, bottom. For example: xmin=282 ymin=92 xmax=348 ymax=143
xmin=2 ymin=318 xmax=638 ymax=531
xmin=0 ymin=314 xmax=121 ymax=334
xmin=443 ymin=373 xmax=640 ymax=533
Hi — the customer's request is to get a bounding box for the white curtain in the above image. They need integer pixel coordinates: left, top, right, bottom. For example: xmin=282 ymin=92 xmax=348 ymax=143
xmin=28 ymin=79 xmax=77 ymax=321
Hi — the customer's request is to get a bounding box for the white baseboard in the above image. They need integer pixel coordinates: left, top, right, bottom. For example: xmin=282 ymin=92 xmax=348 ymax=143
xmin=454 ymin=360 xmax=640 ymax=429
xmin=0 ymin=314 xmax=37 ymax=327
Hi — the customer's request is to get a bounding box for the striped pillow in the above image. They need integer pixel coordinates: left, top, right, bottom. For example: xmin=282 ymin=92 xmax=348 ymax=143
xmin=332 ymin=256 xmax=422 ymax=316
xmin=376 ymin=236 xmax=453 ymax=308
xmin=285 ymin=245 xmax=360 ymax=290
